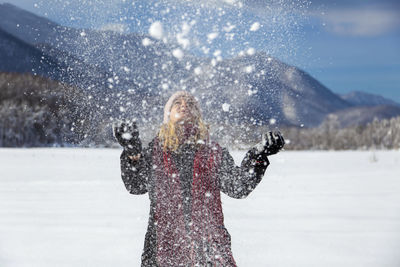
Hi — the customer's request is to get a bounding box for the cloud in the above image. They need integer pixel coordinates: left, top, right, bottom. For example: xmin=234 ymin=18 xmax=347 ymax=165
xmin=317 ymin=7 xmax=400 ymax=37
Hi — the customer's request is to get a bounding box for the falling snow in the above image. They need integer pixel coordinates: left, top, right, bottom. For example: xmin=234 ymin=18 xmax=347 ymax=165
xmin=207 ymin=32 xmax=219 ymax=41
xmin=222 ymin=103 xmax=231 ymax=112
xmin=194 ymin=67 xmax=202 ymax=75
xmin=149 ymin=21 xmax=163 ymax=40
xmin=247 ymin=48 xmax=255 ymax=55
xmin=142 ymin=37 xmax=153 ymax=46
xmin=250 ymin=22 xmax=261 ymax=31
xmin=3 ymin=0 xmax=318 ymax=153
xmin=244 ymin=65 xmax=254 ymax=73
xmin=172 ymin=48 xmax=184 ymax=60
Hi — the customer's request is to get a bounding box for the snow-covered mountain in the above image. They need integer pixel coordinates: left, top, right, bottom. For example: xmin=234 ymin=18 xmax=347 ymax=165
xmin=1 ymin=2 xmax=399 ymax=132
xmin=325 ymin=92 xmax=400 ymax=127
xmin=185 ymin=53 xmax=351 ymax=127
xmin=323 ymin=105 xmax=400 ymax=128
xmin=340 ymin=91 xmax=400 ymax=107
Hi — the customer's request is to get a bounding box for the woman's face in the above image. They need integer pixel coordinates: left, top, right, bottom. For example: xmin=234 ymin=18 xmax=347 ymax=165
xmin=169 ymin=96 xmax=196 ymax=124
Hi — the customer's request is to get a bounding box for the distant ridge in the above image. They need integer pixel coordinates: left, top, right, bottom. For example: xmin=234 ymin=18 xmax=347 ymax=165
xmin=341 ymin=91 xmax=400 ymax=107
xmin=0 ymin=27 xmax=60 ymax=77
xmin=0 ymin=2 xmax=60 ymax=44
xmin=324 ymin=105 xmax=400 ymax=128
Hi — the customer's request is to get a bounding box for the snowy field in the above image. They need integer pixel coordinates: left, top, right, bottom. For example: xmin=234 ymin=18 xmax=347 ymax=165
xmin=0 ymin=148 xmax=400 ymax=267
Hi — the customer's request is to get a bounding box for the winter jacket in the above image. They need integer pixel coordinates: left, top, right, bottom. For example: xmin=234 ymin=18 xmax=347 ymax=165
xmin=120 ymin=137 xmax=269 ymax=266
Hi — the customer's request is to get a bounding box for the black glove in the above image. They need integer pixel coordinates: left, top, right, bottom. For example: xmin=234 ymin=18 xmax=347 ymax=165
xmin=255 ymin=131 xmax=285 ymax=158
xmin=113 ymin=121 xmax=142 ymax=155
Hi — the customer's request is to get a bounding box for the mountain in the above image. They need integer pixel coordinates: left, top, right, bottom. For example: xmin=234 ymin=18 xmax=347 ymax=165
xmin=0 ymin=27 xmax=59 ymax=76
xmin=332 ymin=92 xmax=400 ymax=127
xmin=182 ymin=52 xmax=351 ymax=127
xmin=323 ymin=105 xmax=400 ymax=128
xmin=341 ymin=91 xmax=400 ymax=107
xmin=1 ymin=2 xmax=399 ymax=146
xmin=0 ymin=3 xmax=59 ymax=44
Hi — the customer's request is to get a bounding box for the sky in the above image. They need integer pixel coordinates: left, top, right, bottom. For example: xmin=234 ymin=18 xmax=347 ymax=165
xmin=2 ymin=0 xmax=400 ymax=102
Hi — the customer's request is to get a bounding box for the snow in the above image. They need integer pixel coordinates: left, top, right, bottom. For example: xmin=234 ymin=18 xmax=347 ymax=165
xmin=172 ymin=48 xmax=184 ymax=60
xmin=0 ymin=149 xmax=399 ymax=267
xmin=207 ymin=32 xmax=219 ymax=41
xmin=250 ymin=22 xmax=261 ymax=32
xmin=246 ymin=47 xmax=255 ymax=55
xmin=213 ymin=50 xmax=222 ymax=57
xmin=161 ymin=83 xmax=169 ymax=90
xmin=141 ymin=37 xmax=153 ymax=46
xmin=223 ymin=0 xmax=237 ymax=5
xmin=176 ymin=22 xmax=191 ymax=49
xmin=222 ymin=103 xmax=231 ymax=112
xmin=99 ymin=23 xmax=126 ymax=33
xmin=121 ymin=66 xmax=130 ymax=73
xmin=121 ymin=132 xmax=131 ymax=140
xmin=244 ymin=65 xmax=254 ymax=73
xmin=148 ymin=21 xmax=163 ymax=40
xmin=194 ymin=66 xmax=203 ymax=75
xmin=223 ymin=24 xmax=236 ymax=32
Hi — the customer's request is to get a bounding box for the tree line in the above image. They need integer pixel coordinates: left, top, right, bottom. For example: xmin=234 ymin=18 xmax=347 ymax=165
xmin=281 ymin=116 xmax=400 ymax=150
xmin=0 ymin=72 xmax=89 ymax=147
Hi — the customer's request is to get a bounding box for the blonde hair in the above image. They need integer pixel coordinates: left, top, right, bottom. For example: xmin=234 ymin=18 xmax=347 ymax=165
xmin=158 ymin=118 xmax=209 ymax=151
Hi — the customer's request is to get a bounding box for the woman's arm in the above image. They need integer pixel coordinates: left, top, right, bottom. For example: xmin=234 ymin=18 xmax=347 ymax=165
xmin=120 ymin=142 xmax=153 ymax=195
xmin=218 ymin=147 xmax=269 ymax=199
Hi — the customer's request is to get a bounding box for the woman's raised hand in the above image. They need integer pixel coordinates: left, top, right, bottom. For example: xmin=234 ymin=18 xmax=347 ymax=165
xmin=113 ymin=120 xmax=142 ymax=156
xmin=256 ymin=131 xmax=285 ymax=156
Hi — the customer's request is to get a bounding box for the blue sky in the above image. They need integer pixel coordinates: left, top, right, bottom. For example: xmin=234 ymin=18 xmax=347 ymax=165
xmin=2 ymin=0 xmax=400 ymax=102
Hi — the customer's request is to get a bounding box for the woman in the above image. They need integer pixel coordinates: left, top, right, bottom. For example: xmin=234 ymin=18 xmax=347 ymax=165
xmin=114 ymin=91 xmax=284 ymax=266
